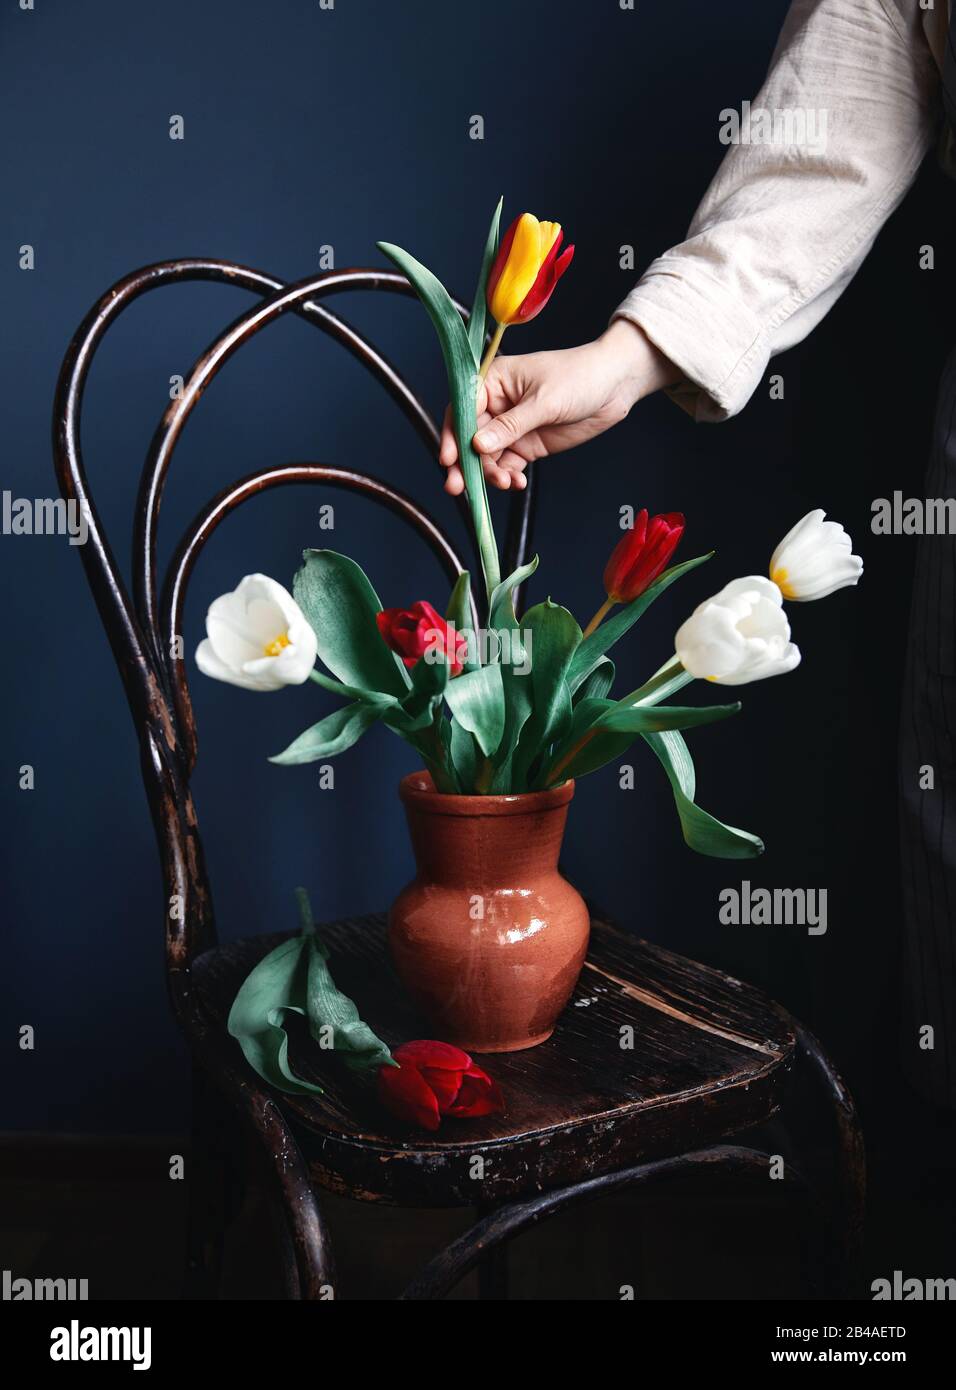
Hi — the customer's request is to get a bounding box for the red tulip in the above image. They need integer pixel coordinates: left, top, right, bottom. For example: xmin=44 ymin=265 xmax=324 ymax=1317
xmin=376 ymin=601 xmax=467 ymax=677
xmin=603 ymin=509 xmax=685 ymax=603
xmin=377 ymin=1040 xmax=504 ymax=1132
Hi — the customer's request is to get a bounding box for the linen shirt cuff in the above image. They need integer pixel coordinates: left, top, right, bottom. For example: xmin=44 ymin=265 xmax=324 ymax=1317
xmin=612 ymin=260 xmax=772 ymax=423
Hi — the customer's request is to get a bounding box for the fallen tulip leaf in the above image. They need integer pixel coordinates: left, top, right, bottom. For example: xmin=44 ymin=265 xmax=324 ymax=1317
xmin=227 ymin=890 xmax=394 ymax=1095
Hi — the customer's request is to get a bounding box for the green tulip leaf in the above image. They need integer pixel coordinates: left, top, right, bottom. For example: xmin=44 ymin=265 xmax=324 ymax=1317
xmin=306 ymin=934 xmax=394 ymax=1073
xmin=546 ymin=729 xmax=638 ymax=784
xmin=491 ymin=593 xmax=566 ymax=784
xmin=377 ymin=240 xmax=501 ymax=598
xmin=573 ymin=656 xmax=616 ymax=704
xmin=594 ymin=699 xmax=740 ymax=736
xmin=227 ymin=892 xmax=394 ymax=1096
xmin=624 ymin=655 xmax=694 ymax=707
xmin=533 ymin=697 xmax=634 ymax=784
xmin=435 ymin=716 xmax=461 ymax=792
xmin=381 ymin=659 xmax=460 ymax=789
xmin=392 ymin=651 xmax=451 ymax=735
xmin=537 ymin=693 xmax=739 ymax=787
xmin=512 ymin=600 xmax=582 ymax=785
xmin=294 ymin=550 xmax=410 ymax=698
xmin=541 ymin=656 xmax=692 ymax=784
xmin=386 ymin=708 xmax=460 ymax=792
xmin=226 ymin=935 xmax=322 ymax=1096
xmin=307 ymin=669 xmax=398 ymax=706
xmin=296 ymin=889 xmax=393 ymax=1071
xmin=568 ymin=552 xmax=714 ymax=693
xmin=489 ymin=555 xmax=539 ymax=631
xmin=384 ymin=702 xmax=438 ymax=737
xmin=444 ymin=662 xmax=505 ymax=757
xmin=491 ymin=671 xmax=535 ymax=785
xmin=491 ymin=603 xmax=536 ymax=769
xmin=449 ymin=717 xmax=481 ymax=791
xmin=445 ymin=570 xmax=479 ymax=673
xmin=269 ymin=700 xmax=383 ymax=766
xmin=643 ymin=730 xmax=764 ymax=858
xmin=467 ymin=196 xmax=503 ymax=364
xmin=406 ymin=650 xmax=452 ymax=709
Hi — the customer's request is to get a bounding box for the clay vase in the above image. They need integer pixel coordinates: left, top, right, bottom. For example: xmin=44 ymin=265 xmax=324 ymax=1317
xmin=388 ymin=771 xmax=590 ymax=1052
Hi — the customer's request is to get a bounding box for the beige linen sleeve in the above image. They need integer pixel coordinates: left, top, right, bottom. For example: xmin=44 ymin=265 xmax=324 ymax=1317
xmin=614 ymin=0 xmax=937 ymax=421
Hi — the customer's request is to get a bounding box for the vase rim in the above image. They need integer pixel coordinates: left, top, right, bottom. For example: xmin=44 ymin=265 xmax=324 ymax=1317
xmin=399 ymin=770 xmax=575 ymax=817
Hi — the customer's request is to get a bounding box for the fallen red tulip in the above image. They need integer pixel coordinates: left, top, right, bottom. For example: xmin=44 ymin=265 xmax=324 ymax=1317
xmin=377 ymin=1040 xmax=504 ymax=1131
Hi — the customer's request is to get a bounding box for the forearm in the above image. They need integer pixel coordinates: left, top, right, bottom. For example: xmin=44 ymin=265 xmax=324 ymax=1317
xmin=615 ymin=0 xmax=937 ymax=422
xmin=598 ymin=318 xmax=682 ymax=409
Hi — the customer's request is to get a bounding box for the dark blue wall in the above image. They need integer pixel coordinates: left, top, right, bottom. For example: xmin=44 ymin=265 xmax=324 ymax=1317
xmin=3 ymin=0 xmax=950 ymax=1132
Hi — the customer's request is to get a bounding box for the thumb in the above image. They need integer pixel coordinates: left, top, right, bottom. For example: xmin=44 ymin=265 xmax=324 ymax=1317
xmin=473 ymin=396 xmax=546 ymax=456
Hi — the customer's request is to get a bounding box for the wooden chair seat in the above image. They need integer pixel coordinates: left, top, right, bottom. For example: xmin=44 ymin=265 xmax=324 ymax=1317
xmin=192 ymin=914 xmax=795 ymax=1208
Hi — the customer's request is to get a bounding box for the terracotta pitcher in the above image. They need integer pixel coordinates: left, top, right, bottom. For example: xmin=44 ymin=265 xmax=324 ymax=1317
xmin=388 ymin=771 xmax=590 ymax=1052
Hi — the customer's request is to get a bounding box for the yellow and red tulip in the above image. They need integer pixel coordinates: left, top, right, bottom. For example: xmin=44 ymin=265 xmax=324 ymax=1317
xmin=486 ymin=213 xmax=574 ymax=327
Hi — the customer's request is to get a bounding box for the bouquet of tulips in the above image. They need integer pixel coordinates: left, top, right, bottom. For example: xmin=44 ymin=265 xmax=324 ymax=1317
xmin=198 ymin=201 xmax=863 ymax=859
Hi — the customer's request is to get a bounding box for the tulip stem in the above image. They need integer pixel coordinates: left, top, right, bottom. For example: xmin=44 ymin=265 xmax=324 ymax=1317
xmin=479 ymin=322 xmax=507 ymax=379
xmin=543 ymin=731 xmax=594 ymax=789
xmin=582 ymin=597 xmax=616 ymax=640
xmin=425 ymin=723 xmax=458 ymax=794
xmin=475 ymin=755 xmax=494 ymax=794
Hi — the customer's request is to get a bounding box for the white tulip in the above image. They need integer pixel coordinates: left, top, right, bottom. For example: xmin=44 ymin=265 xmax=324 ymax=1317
xmin=770 ymin=509 xmax=863 ymax=601
xmin=675 ymin=576 xmax=801 ymax=685
xmin=196 ymin=574 xmax=318 ymax=691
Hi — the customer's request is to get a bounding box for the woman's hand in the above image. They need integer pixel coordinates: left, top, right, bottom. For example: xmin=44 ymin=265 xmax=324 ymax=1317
xmin=438 ymin=318 xmax=679 ymax=494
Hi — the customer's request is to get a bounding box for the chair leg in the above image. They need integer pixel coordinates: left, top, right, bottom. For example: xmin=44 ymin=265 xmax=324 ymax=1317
xmin=185 ymin=1041 xmax=335 ymax=1300
xmin=185 ymin=1063 xmax=245 ymax=1299
xmin=795 ymin=1022 xmax=867 ymax=1299
xmin=242 ymin=1089 xmax=336 ymax=1300
xmin=263 ymin=1172 xmax=307 ymax=1300
xmin=400 ymin=1145 xmax=808 ymax=1301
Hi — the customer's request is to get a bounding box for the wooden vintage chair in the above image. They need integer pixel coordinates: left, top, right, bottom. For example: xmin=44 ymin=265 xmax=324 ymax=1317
xmin=53 ymin=259 xmax=865 ymax=1300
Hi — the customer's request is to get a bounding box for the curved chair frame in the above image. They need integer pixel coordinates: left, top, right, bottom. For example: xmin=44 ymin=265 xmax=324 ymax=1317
xmin=53 ymin=260 xmax=864 ymax=1300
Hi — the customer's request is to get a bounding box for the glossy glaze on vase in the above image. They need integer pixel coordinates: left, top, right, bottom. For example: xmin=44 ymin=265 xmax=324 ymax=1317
xmin=388 ymin=772 xmax=589 ymax=1053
